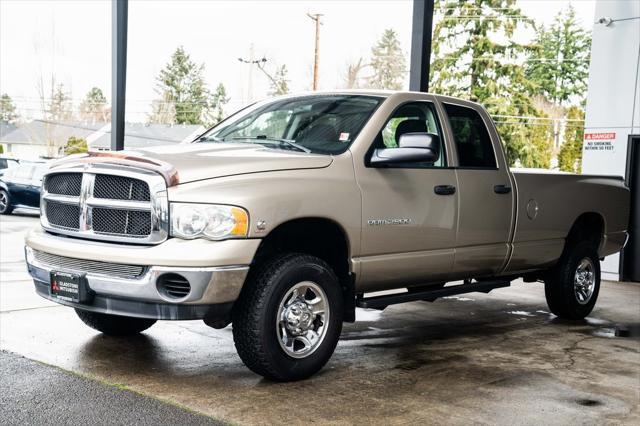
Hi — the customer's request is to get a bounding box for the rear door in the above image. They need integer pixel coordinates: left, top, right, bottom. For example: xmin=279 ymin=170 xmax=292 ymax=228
xmin=440 ymin=101 xmax=515 ymax=277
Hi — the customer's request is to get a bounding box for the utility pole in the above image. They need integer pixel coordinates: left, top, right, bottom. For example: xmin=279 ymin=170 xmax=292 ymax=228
xmin=238 ymin=46 xmax=267 ymax=103
xmin=307 ymin=13 xmax=323 ymax=91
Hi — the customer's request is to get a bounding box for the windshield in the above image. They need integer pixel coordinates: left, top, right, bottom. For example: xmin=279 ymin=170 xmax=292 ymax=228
xmin=197 ymin=95 xmax=383 ymax=154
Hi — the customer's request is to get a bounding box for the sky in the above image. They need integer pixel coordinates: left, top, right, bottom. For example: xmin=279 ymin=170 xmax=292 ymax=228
xmin=0 ymin=0 xmax=597 ymax=122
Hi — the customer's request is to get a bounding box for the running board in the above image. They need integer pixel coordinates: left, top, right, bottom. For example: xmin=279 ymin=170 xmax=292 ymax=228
xmin=356 ymin=280 xmax=511 ymax=310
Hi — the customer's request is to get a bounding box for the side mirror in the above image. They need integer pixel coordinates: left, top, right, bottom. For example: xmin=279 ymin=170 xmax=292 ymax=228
xmin=370 ymin=132 xmax=440 ymax=166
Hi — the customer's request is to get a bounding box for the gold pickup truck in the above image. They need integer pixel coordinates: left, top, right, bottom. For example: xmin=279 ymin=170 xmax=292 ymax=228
xmin=24 ymin=91 xmax=630 ymax=381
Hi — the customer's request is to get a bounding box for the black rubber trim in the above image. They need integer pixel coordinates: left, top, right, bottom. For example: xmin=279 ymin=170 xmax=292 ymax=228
xmin=33 ymin=280 xmax=232 ymax=321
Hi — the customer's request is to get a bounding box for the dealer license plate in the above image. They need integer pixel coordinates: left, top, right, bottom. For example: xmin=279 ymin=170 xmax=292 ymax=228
xmin=50 ymin=271 xmax=90 ymax=303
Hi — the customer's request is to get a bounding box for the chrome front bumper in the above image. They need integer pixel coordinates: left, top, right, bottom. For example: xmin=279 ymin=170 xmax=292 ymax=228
xmin=25 ymin=246 xmax=249 ymax=320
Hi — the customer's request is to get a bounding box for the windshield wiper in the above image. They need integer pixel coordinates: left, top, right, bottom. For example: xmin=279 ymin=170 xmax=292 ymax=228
xmin=227 ymin=136 xmax=311 ymax=153
xmin=196 ymin=135 xmax=223 ymax=142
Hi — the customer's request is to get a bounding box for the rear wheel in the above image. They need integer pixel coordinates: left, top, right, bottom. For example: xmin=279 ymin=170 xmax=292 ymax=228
xmin=232 ymin=253 xmax=343 ymax=381
xmin=544 ymin=241 xmax=600 ymax=320
xmin=75 ymin=309 xmax=156 ymax=336
xmin=0 ymin=189 xmax=13 ymax=215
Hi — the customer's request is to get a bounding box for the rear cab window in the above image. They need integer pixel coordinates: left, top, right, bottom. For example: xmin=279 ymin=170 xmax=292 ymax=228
xmin=443 ymin=103 xmax=497 ymax=168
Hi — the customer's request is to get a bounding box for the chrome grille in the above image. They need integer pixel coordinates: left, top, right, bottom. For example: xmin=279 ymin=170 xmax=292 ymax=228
xmin=45 ymin=202 xmax=80 ymax=229
xmin=93 ymin=208 xmax=151 ymax=236
xmin=41 ymin=165 xmax=168 ymax=245
xmin=94 ymin=175 xmax=150 ymax=201
xmin=32 ymin=249 xmax=145 ymax=279
xmin=45 ymin=173 xmax=82 ymax=196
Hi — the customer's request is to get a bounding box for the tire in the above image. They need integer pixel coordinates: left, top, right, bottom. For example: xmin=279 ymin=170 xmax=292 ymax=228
xmin=0 ymin=189 xmax=13 ymax=215
xmin=75 ymin=309 xmax=156 ymax=336
xmin=232 ymin=253 xmax=343 ymax=381
xmin=544 ymin=241 xmax=601 ymax=320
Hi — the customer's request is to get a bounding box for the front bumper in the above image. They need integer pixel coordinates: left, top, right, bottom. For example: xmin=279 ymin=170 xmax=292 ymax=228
xmin=24 ymin=229 xmax=258 ymax=320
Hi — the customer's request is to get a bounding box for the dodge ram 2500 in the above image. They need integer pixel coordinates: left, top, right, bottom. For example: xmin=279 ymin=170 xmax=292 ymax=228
xmin=25 ymin=91 xmax=630 ymax=381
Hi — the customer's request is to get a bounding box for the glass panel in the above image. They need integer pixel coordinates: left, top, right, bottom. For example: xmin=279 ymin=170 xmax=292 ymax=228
xmin=201 ymin=95 xmax=383 ymax=154
xmin=375 ymin=102 xmax=446 ymax=168
xmin=444 ymin=104 xmax=497 ymax=168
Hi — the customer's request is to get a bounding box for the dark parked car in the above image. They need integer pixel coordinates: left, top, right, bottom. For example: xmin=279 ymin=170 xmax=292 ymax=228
xmin=0 ymin=156 xmax=20 ymax=176
xmin=0 ymin=161 xmax=49 ymax=215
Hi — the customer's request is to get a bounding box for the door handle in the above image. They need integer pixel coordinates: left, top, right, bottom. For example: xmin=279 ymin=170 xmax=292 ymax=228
xmin=434 ymin=185 xmax=456 ymax=195
xmin=494 ymin=184 xmax=511 ymax=194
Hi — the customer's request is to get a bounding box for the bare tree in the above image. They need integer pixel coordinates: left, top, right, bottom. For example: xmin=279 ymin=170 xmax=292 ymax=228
xmin=344 ymin=58 xmax=366 ymax=89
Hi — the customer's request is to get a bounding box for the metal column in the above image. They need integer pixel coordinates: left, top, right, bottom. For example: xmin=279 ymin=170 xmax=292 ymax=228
xmin=111 ymin=0 xmax=128 ymax=151
xmin=409 ymin=0 xmax=435 ymax=92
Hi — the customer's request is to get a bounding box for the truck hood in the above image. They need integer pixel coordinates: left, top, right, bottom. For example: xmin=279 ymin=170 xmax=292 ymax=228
xmin=55 ymin=143 xmax=334 ymax=185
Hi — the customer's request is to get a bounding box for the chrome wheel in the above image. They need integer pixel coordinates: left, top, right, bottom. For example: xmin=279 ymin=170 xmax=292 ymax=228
xmin=276 ymin=281 xmax=329 ymax=359
xmin=0 ymin=191 xmax=7 ymax=212
xmin=574 ymin=257 xmax=595 ymax=305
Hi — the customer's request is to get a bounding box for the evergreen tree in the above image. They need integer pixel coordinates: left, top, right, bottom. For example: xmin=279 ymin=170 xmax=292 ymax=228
xmin=368 ymin=29 xmax=406 ymax=90
xmin=151 ymin=47 xmax=209 ymax=125
xmin=206 ymin=83 xmax=230 ymax=126
xmin=79 ymin=87 xmax=108 ymax=122
xmin=0 ymin=94 xmax=18 ymax=122
xmin=526 ymin=6 xmax=591 ymax=106
xmin=558 ymin=106 xmax=585 ymax=173
xmin=64 ymin=136 xmax=88 ymax=155
xmin=430 ymin=0 xmax=532 ymax=101
xmin=429 ymin=0 xmax=552 ymax=166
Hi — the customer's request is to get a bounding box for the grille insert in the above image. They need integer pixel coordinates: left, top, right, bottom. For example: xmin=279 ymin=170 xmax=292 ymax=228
xmin=94 ymin=175 xmax=150 ymax=201
xmin=92 ymin=208 xmax=151 ymax=237
xmin=45 ymin=173 xmax=82 ymax=196
xmin=32 ymin=250 xmax=145 ymax=279
xmin=45 ymin=202 xmax=80 ymax=229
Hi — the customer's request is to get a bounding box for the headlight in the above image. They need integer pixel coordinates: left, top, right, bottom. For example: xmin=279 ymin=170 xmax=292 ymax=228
xmin=170 ymin=203 xmax=249 ymax=240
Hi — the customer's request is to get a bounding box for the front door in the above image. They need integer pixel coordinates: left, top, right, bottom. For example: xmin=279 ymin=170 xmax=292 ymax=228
xmin=440 ymin=101 xmax=515 ymax=278
xmin=354 ymin=100 xmax=459 ymax=292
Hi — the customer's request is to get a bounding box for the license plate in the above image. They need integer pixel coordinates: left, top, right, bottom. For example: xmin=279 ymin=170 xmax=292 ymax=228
xmin=50 ymin=271 xmax=91 ymax=303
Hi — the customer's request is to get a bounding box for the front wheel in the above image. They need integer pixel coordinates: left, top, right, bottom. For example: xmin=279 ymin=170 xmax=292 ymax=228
xmin=0 ymin=189 xmax=13 ymax=215
xmin=544 ymin=241 xmax=601 ymax=320
xmin=232 ymin=253 xmax=343 ymax=381
xmin=75 ymin=309 xmax=156 ymax=336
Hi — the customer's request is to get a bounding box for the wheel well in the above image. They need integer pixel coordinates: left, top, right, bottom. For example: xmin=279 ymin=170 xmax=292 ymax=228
xmin=566 ymin=213 xmax=604 ymax=250
xmin=252 ymin=218 xmax=356 ymax=322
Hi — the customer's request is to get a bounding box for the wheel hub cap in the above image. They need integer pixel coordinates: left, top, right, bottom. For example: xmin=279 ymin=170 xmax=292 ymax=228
xmin=283 ymin=300 xmax=314 ymax=334
xmin=276 ymin=281 xmax=329 ymax=359
xmin=574 ymin=257 xmax=595 ymax=305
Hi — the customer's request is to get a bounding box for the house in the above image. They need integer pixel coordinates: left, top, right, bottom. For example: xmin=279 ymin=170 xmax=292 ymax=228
xmin=0 ymin=120 xmax=205 ymax=159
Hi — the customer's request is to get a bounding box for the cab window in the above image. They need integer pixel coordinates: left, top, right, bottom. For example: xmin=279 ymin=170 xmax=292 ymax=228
xmin=374 ymin=102 xmax=446 ymax=168
xmin=444 ymin=103 xmax=497 ymax=168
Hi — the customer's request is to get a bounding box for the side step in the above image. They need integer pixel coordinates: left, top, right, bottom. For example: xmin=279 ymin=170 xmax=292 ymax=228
xmin=355 ymin=280 xmax=511 ymax=310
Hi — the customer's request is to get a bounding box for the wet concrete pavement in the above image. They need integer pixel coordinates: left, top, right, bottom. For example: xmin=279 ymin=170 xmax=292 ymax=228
xmin=1 ymin=350 xmax=220 ymax=425
xmin=1 ymin=213 xmax=639 ymax=425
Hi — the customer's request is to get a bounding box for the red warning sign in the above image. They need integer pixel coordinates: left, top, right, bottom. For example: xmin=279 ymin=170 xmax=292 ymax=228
xmin=584 ymin=132 xmax=616 ymax=140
